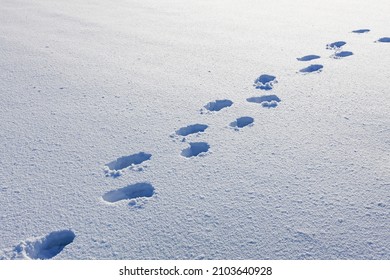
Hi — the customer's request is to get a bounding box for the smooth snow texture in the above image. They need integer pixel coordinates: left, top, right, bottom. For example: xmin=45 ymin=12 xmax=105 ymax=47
xmin=0 ymin=0 xmax=389 ymax=260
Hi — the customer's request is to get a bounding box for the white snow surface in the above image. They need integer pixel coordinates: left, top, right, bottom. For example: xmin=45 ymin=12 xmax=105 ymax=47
xmin=0 ymin=0 xmax=389 ymax=259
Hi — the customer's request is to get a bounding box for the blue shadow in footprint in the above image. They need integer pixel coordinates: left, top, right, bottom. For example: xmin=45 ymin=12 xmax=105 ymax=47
xmin=377 ymin=37 xmax=390 ymax=43
xmin=176 ymin=124 xmax=208 ymax=136
xmin=333 ymin=51 xmax=353 ymax=59
xmin=352 ymin=29 xmax=370 ymax=34
xmin=181 ymin=142 xmax=210 ymax=157
xmin=326 ymin=41 xmax=346 ymax=49
xmin=297 ymin=55 xmax=321 ymax=61
xmin=253 ymin=74 xmax=277 ymax=90
xmin=299 ymin=64 xmax=323 ymax=73
xmin=230 ymin=117 xmax=254 ymax=129
xmin=103 ymin=183 xmax=155 ymax=203
xmin=204 ymin=99 xmax=233 ymax=112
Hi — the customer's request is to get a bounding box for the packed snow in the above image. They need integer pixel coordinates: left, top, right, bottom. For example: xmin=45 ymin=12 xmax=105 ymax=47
xmin=0 ymin=0 xmax=389 ymax=259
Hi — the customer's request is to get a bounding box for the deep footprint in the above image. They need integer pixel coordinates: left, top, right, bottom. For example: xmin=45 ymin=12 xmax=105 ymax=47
xmin=181 ymin=142 xmax=210 ymax=157
xmin=105 ymin=152 xmax=152 ymax=176
xmin=253 ymin=74 xmax=277 ymax=90
xmin=352 ymin=29 xmax=370 ymax=34
xmin=297 ymin=55 xmax=320 ymax=61
xmin=377 ymin=37 xmax=390 ymax=43
xmin=103 ymin=183 xmax=155 ymax=203
xmin=333 ymin=51 xmax=353 ymax=59
xmin=247 ymin=95 xmax=281 ymax=108
xmin=14 ymin=230 xmax=75 ymax=260
xmin=299 ymin=64 xmax=323 ymax=73
xmin=176 ymin=124 xmax=208 ymax=136
xmin=203 ymin=99 xmax=233 ymax=112
xmin=326 ymin=41 xmax=346 ymax=49
xmin=230 ymin=117 xmax=254 ymax=128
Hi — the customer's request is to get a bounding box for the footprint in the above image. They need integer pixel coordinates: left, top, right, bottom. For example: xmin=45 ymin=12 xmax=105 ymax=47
xmin=181 ymin=142 xmax=210 ymax=157
xmin=352 ymin=29 xmax=370 ymax=34
xmin=247 ymin=95 xmax=281 ymax=108
xmin=376 ymin=37 xmax=390 ymax=43
xmin=103 ymin=183 xmax=155 ymax=205
xmin=203 ymin=99 xmax=233 ymax=112
xmin=105 ymin=152 xmax=152 ymax=176
xmin=287 ymin=228 xmax=317 ymax=244
xmin=230 ymin=117 xmax=254 ymax=129
xmin=332 ymin=51 xmax=353 ymax=59
xmin=176 ymin=124 xmax=208 ymax=136
xmin=299 ymin=64 xmax=323 ymax=74
xmin=296 ymin=55 xmax=321 ymax=61
xmin=253 ymin=74 xmax=277 ymax=90
xmin=326 ymin=41 xmax=346 ymax=50
xmin=2 ymin=230 xmax=76 ymax=260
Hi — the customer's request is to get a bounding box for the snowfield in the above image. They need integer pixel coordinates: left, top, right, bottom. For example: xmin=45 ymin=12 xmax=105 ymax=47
xmin=0 ymin=0 xmax=389 ymax=259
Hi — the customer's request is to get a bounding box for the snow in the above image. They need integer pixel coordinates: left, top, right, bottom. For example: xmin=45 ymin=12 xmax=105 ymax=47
xmin=1 ymin=230 xmax=75 ymax=260
xmin=0 ymin=0 xmax=389 ymax=260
